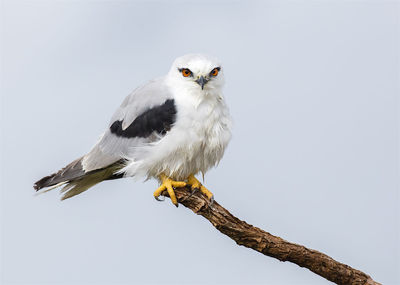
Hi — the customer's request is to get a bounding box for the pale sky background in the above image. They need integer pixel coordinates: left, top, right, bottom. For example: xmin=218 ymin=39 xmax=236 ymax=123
xmin=1 ymin=0 xmax=399 ymax=284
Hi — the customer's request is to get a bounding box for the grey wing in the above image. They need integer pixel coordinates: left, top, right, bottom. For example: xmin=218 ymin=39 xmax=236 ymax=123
xmin=82 ymin=77 xmax=176 ymax=172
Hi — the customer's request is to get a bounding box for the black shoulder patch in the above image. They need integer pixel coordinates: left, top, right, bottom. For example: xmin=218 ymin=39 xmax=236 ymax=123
xmin=110 ymin=99 xmax=177 ymax=138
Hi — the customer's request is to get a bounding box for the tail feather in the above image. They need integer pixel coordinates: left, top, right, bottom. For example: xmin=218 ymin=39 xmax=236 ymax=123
xmin=59 ymin=164 xmax=122 ymax=200
xmin=34 ymin=158 xmax=124 ymax=200
xmin=34 ymin=158 xmax=85 ymax=190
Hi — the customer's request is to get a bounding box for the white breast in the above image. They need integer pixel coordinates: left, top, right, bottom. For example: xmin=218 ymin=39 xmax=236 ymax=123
xmin=122 ymin=87 xmax=232 ymax=181
xmin=173 ymin=91 xmax=232 ymax=178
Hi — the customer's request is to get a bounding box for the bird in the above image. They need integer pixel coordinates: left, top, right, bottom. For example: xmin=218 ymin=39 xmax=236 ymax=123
xmin=34 ymin=54 xmax=232 ymax=206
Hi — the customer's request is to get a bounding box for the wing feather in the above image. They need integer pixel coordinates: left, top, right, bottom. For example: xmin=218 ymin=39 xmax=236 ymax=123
xmin=82 ymin=77 xmax=175 ymax=172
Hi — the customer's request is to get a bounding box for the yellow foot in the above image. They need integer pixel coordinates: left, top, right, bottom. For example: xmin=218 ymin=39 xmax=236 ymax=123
xmin=187 ymin=174 xmax=214 ymax=201
xmin=153 ymin=174 xmax=186 ymax=207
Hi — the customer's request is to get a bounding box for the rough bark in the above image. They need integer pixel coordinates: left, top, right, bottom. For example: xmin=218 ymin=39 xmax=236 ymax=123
xmin=162 ymin=187 xmax=380 ymax=285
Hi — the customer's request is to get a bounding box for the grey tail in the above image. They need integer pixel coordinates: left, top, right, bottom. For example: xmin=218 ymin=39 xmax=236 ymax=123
xmin=34 ymin=158 xmax=125 ymax=200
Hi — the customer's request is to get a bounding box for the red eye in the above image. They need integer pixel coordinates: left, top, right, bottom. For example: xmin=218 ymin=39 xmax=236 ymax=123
xmin=181 ymin=69 xmax=192 ymax=77
xmin=210 ymin=68 xmax=219 ymax=77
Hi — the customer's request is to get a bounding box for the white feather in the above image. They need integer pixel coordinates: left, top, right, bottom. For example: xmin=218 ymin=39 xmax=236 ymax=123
xmin=121 ymin=54 xmax=232 ymax=181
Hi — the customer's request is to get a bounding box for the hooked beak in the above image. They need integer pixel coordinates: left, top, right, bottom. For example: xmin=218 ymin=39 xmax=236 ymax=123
xmin=195 ymin=76 xmax=208 ymax=90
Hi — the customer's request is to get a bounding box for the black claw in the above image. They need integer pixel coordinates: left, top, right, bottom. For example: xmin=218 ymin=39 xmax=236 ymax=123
xmin=180 ymin=187 xmax=198 ymax=203
xmin=209 ymin=195 xmax=214 ymax=204
xmin=154 ymin=196 xmax=165 ymax=202
xmin=208 ymin=195 xmax=215 ymax=210
xmin=189 ymin=187 xmax=199 ymax=197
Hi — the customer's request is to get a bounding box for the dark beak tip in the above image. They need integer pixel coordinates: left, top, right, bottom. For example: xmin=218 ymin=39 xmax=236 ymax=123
xmin=196 ymin=76 xmax=208 ymax=90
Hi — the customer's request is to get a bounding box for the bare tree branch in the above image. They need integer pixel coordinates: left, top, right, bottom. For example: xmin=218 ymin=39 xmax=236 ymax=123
xmin=162 ymin=187 xmax=380 ymax=285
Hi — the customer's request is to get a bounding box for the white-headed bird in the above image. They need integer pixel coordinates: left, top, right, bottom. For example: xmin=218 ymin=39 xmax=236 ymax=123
xmin=34 ymin=54 xmax=232 ymax=206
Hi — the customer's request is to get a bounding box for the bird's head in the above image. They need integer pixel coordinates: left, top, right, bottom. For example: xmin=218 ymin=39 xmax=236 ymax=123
xmin=167 ymin=54 xmax=224 ymax=94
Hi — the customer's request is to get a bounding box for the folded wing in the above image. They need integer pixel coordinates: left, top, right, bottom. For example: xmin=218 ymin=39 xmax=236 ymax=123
xmin=34 ymin=77 xmax=177 ymax=199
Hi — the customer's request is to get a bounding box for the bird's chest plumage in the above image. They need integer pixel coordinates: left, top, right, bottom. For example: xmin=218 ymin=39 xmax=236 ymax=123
xmin=166 ymin=94 xmax=231 ymax=179
xmin=186 ymin=103 xmax=224 ymax=154
xmin=122 ymin=88 xmax=232 ymax=180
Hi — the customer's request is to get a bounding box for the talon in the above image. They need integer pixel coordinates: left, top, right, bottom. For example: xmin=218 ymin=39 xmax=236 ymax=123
xmin=154 ymin=195 xmax=165 ymax=202
xmin=208 ymin=195 xmax=215 ymax=210
xmin=153 ymin=174 xmax=186 ymax=207
xmin=199 ymin=185 xmax=214 ymax=200
xmin=187 ymin=174 xmax=214 ymax=201
xmin=189 ymin=186 xmax=198 ymax=196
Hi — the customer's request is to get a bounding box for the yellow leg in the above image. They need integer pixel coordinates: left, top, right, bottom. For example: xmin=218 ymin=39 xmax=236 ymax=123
xmin=153 ymin=174 xmax=186 ymax=207
xmin=187 ymin=174 xmax=214 ymax=200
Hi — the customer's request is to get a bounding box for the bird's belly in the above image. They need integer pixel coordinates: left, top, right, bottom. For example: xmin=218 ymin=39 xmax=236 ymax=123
xmin=122 ymin=99 xmax=231 ymax=181
xmin=161 ymin=128 xmax=227 ymax=180
xmin=152 ymin=109 xmax=230 ymax=180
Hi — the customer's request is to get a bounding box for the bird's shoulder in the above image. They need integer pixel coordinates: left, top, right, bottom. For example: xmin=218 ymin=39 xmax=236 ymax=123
xmin=110 ymin=76 xmax=174 ymax=129
xmin=82 ymin=77 xmax=176 ymax=171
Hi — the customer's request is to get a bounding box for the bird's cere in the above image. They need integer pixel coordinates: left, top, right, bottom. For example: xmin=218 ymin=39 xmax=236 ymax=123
xmin=195 ymin=76 xmax=208 ymax=89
